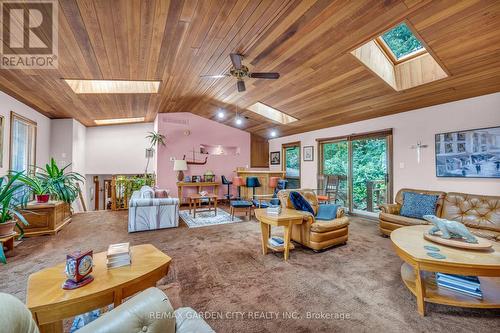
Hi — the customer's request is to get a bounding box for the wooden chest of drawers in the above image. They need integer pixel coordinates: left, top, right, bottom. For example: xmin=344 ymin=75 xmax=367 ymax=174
xmin=20 ymin=201 xmax=72 ymax=237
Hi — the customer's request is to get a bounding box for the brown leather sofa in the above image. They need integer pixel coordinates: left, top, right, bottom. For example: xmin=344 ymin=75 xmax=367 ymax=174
xmin=379 ymin=188 xmax=500 ymax=241
xmin=278 ymin=189 xmax=349 ymax=251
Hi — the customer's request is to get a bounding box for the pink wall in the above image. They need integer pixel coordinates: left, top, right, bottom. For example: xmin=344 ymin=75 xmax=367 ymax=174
xmin=269 ymin=93 xmax=500 ymax=197
xmin=156 ymin=113 xmax=250 ymax=199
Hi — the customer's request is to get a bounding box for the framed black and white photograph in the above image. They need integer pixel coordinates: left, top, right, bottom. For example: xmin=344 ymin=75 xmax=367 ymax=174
xmin=303 ymin=146 xmax=314 ymax=161
xmin=270 ymin=151 xmax=280 ymax=165
xmin=435 ymin=126 xmax=500 ymax=178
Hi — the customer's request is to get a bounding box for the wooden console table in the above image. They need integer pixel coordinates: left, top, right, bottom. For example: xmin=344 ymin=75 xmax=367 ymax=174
xmin=177 ymin=182 xmax=219 ymax=205
xmin=20 ymin=201 xmax=71 ymax=237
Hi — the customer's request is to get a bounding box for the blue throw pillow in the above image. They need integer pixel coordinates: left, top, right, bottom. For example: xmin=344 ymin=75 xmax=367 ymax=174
xmin=289 ymin=191 xmax=315 ymax=215
xmin=400 ymin=192 xmax=439 ymax=219
xmin=315 ymin=204 xmax=339 ymax=220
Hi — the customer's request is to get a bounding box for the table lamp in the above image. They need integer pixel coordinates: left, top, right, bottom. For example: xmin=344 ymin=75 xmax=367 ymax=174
xmin=173 ymin=160 xmax=188 ymax=182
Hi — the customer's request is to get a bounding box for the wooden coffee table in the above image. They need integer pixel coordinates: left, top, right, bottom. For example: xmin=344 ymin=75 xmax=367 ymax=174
xmin=254 ymin=208 xmax=307 ymax=261
xmin=391 ymin=225 xmax=500 ymax=316
xmin=27 ymin=244 xmax=171 ymax=333
xmin=187 ymin=193 xmax=218 ymax=218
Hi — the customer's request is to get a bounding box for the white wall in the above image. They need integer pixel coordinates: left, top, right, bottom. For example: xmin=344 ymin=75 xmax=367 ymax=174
xmin=0 ymin=91 xmax=51 ymax=175
xmin=269 ymin=93 xmax=500 ymax=196
xmin=50 ymin=119 xmax=73 ymax=167
xmin=85 ymin=122 xmax=154 ymax=175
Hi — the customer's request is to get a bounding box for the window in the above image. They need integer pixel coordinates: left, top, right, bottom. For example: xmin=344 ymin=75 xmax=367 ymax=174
xmin=379 ymin=22 xmax=425 ymax=62
xmin=10 ymin=112 xmax=37 ymax=173
xmin=282 ymin=142 xmax=301 ymax=189
xmin=247 ymin=102 xmax=298 ymax=124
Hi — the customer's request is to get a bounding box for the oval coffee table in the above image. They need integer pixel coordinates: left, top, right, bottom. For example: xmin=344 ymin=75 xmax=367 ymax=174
xmin=391 ymin=225 xmax=500 ymax=316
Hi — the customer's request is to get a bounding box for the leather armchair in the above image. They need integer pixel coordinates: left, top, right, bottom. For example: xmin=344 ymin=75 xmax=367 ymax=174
xmin=79 ymin=287 xmax=214 ymax=333
xmin=278 ymin=189 xmax=349 ymax=251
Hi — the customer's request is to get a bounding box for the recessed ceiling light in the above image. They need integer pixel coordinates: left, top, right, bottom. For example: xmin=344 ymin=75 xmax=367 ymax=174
xmin=217 ymin=111 xmax=225 ymax=119
xmin=270 ymin=130 xmax=277 ymax=137
xmin=235 ymin=117 xmax=243 ymax=126
xmin=64 ymin=79 xmax=160 ymax=94
xmin=94 ymin=117 xmax=145 ymax=125
xmin=247 ymin=102 xmax=297 ymax=124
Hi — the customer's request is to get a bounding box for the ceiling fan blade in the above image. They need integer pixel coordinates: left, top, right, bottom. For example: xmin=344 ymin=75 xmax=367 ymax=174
xmin=249 ymin=72 xmax=280 ymax=79
xmin=199 ymin=74 xmax=230 ymax=79
xmin=237 ymin=80 xmax=246 ymax=92
xmin=230 ymin=53 xmax=242 ymax=70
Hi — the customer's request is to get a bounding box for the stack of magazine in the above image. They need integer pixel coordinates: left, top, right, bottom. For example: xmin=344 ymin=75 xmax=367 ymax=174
xmin=436 ymin=273 xmax=482 ymax=299
xmin=266 ymin=204 xmax=281 ymax=216
xmin=268 ymin=236 xmax=285 ymax=248
xmin=107 ymin=242 xmax=131 ymax=269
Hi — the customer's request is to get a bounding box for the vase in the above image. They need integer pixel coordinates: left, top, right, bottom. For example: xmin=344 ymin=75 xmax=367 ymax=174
xmin=0 ymin=220 xmax=16 ymax=237
xmin=36 ymin=194 xmax=50 ymax=203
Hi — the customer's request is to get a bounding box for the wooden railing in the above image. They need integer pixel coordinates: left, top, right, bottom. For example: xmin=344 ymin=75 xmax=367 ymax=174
xmin=366 ymin=180 xmax=386 ymax=212
xmin=110 ymin=174 xmax=155 ymax=211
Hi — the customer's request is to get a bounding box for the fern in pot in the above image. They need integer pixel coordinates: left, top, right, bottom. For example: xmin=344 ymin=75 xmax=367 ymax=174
xmin=19 ymin=173 xmax=51 ymax=203
xmin=37 ymin=158 xmax=85 ymax=203
xmin=0 ymin=172 xmax=29 ymax=264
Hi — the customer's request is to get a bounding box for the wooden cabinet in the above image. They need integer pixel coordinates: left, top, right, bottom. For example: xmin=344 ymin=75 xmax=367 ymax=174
xmin=251 ymin=134 xmax=269 ymax=168
xmin=20 ymin=201 xmax=72 ymax=237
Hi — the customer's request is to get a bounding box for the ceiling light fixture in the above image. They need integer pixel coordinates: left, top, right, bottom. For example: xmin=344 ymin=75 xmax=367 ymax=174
xmin=217 ymin=111 xmax=225 ymax=119
xmin=94 ymin=117 xmax=145 ymax=125
xmin=247 ymin=102 xmax=297 ymax=124
xmin=270 ymin=130 xmax=277 ymax=138
xmin=234 ymin=104 xmax=243 ymax=126
xmin=64 ymin=79 xmax=161 ymax=94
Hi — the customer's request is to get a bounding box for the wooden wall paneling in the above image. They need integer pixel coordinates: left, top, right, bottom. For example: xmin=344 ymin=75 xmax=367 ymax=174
xmin=250 ymin=134 xmax=269 ymax=168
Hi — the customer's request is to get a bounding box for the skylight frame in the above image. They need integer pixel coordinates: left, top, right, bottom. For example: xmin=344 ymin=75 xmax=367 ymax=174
xmin=94 ymin=117 xmax=145 ymax=125
xmin=247 ymin=102 xmax=298 ymax=125
xmin=375 ymin=21 xmax=427 ymax=65
xmin=64 ymin=79 xmax=161 ymax=94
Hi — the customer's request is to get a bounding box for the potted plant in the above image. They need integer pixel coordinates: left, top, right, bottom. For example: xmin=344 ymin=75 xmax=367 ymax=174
xmin=0 ymin=172 xmax=29 ymax=264
xmin=145 ymin=131 xmax=166 ymax=174
xmin=37 ymin=158 xmax=85 ymax=203
xmin=19 ymin=173 xmax=50 ymax=203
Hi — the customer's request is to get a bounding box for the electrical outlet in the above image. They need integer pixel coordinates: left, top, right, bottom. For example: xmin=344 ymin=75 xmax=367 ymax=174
xmin=399 ymin=162 xmax=405 ymax=169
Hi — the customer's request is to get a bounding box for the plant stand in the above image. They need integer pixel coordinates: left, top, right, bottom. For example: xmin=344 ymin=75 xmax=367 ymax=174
xmin=0 ymin=232 xmax=17 ymax=262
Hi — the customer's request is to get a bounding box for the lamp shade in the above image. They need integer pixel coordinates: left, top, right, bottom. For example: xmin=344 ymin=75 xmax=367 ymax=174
xmin=232 ymin=176 xmax=245 ymax=187
xmin=246 ymin=177 xmax=261 ymax=188
xmin=173 ymin=160 xmax=188 ymax=171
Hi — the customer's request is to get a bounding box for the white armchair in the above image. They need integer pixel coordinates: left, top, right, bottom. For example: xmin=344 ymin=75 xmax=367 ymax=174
xmin=128 ymin=186 xmax=179 ymax=232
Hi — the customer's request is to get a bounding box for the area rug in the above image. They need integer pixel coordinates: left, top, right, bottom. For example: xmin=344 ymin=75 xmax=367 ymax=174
xmin=179 ymin=209 xmax=243 ymax=228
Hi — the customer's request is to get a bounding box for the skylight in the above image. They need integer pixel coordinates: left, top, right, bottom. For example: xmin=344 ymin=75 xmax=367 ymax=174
xmin=379 ymin=23 xmax=424 ymax=61
xmin=64 ymin=79 xmax=160 ymax=94
xmin=94 ymin=117 xmax=145 ymax=125
xmin=247 ymin=102 xmax=298 ymax=125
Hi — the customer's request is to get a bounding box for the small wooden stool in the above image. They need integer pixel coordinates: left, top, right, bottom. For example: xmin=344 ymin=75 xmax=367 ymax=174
xmin=1 ymin=232 xmax=17 ymax=263
xmin=230 ymin=200 xmax=253 ymax=221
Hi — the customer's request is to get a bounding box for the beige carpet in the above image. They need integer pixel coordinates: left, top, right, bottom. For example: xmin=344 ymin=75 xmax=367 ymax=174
xmin=0 ymin=209 xmax=498 ymax=332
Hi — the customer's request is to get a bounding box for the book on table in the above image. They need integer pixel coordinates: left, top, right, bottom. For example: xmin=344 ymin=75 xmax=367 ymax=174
xmin=107 ymin=242 xmax=131 ymax=269
xmin=435 ymin=273 xmax=482 ymax=299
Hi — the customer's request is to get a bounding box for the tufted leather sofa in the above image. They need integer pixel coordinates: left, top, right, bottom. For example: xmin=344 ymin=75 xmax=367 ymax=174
xmin=379 ymin=189 xmax=500 ymax=241
xmin=278 ymin=189 xmax=349 ymax=251
xmin=0 ymin=288 xmax=214 ymax=333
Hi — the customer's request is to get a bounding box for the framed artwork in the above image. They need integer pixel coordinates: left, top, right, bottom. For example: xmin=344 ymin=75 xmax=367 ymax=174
xmin=303 ymin=146 xmax=314 ymax=161
xmin=191 ymin=175 xmax=202 ymax=182
xmin=270 ymin=151 xmax=280 ymax=165
xmin=435 ymin=126 xmax=500 ymax=178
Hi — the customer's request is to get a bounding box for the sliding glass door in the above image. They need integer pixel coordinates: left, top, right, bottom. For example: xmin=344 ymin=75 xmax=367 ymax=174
xmin=282 ymin=142 xmax=300 ymax=189
xmin=319 ymin=130 xmax=392 ymax=217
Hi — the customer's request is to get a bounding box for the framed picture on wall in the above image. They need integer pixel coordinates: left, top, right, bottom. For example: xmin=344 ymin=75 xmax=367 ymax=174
xmin=435 ymin=126 xmax=500 ymax=178
xmin=270 ymin=151 xmax=280 ymax=165
xmin=303 ymin=146 xmax=314 ymax=161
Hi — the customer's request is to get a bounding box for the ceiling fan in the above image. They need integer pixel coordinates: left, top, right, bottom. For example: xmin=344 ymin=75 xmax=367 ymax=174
xmin=200 ymin=53 xmax=280 ymax=92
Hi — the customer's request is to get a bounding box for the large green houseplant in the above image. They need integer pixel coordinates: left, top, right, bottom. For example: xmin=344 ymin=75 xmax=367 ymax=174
xmin=18 ymin=173 xmax=51 ymax=203
xmin=144 ymin=131 xmax=166 ymax=174
xmin=0 ymin=171 xmax=30 ymax=264
xmin=36 ymin=158 xmax=85 ymax=203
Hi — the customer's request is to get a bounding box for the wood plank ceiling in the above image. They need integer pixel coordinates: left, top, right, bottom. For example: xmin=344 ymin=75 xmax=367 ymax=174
xmin=1 ymin=0 xmax=499 ymax=138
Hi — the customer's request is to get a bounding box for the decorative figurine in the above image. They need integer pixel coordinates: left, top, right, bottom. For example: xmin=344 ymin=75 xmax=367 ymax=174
xmin=63 ymin=249 xmax=94 ymax=290
xmin=423 ymin=215 xmax=478 ymax=243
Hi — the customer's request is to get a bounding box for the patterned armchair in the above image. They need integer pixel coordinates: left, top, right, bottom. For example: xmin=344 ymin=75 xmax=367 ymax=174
xmin=128 ymin=186 xmax=179 ymax=232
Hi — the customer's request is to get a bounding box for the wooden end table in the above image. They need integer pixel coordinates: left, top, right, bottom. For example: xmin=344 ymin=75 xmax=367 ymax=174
xmin=254 ymin=208 xmax=307 ymax=261
xmin=27 ymin=244 xmax=171 ymax=333
xmin=187 ymin=193 xmax=218 ymax=218
xmin=391 ymin=225 xmax=500 ymax=316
